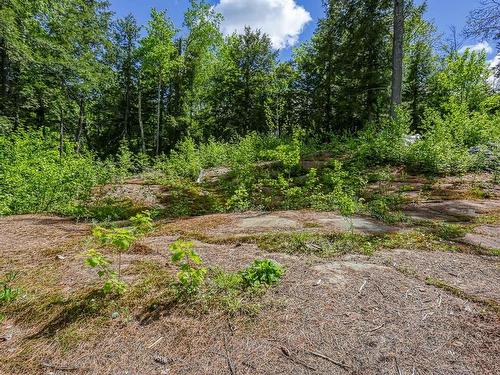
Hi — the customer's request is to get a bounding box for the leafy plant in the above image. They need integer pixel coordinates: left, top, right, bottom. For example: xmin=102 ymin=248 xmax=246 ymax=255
xmin=130 ymin=211 xmax=154 ymax=234
xmin=84 ymin=249 xmax=126 ymax=295
xmin=169 ymin=240 xmax=207 ymax=296
xmin=241 ymin=259 xmax=284 ymax=288
xmin=226 ymin=184 xmax=251 ymax=212
xmin=0 ymin=271 xmax=20 ymax=304
xmin=83 ymin=212 xmax=153 ymax=295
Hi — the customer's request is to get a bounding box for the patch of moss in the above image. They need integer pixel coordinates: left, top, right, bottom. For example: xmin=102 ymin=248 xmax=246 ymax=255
xmin=425 ymin=277 xmax=499 ymax=316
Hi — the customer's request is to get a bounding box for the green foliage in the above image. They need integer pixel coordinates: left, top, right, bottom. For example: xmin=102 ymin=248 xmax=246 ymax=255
xmin=226 ymin=185 xmax=251 ymax=212
xmin=0 ymin=130 xmax=108 ymax=216
xmin=241 ymin=259 xmax=284 ymax=288
xmin=84 ymin=212 xmax=153 ymax=295
xmin=129 ymin=211 xmax=154 ymax=234
xmin=356 ymin=109 xmax=411 ymax=165
xmin=169 ymin=240 xmax=207 ymax=296
xmin=262 ymin=130 xmax=303 ymax=175
xmin=84 ymin=249 xmax=126 ymax=295
xmin=85 ymin=198 xmax=148 ymax=222
xmin=0 ymin=272 xmax=20 ymax=305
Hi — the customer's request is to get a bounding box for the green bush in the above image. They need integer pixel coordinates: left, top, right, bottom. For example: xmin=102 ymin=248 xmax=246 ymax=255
xmin=241 ymin=259 xmax=284 ymax=288
xmin=0 ymin=130 xmax=109 ymax=215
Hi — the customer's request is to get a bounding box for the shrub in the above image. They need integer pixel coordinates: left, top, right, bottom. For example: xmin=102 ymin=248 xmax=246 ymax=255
xmin=0 ymin=130 xmax=108 ymax=215
xmin=241 ymin=259 xmax=284 ymax=288
xmin=169 ymin=240 xmax=207 ymax=296
xmin=0 ymin=271 xmax=20 ymax=305
xmin=84 ymin=212 xmax=153 ymax=295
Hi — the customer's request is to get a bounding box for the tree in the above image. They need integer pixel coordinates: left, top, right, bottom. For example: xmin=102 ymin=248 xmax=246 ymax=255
xmin=206 ymin=27 xmax=277 ymax=138
xmin=113 ymin=14 xmax=140 ymax=141
xmin=139 ymin=9 xmax=177 ymax=155
xmin=296 ymin=0 xmax=393 ymax=134
xmin=403 ymin=2 xmax=437 ymax=130
xmin=391 ymin=0 xmax=404 ymax=116
xmin=464 ymin=0 xmax=500 ymax=77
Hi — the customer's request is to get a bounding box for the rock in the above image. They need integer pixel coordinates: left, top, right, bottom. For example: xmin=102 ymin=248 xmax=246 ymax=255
xmin=404 ymin=134 xmax=421 ymax=146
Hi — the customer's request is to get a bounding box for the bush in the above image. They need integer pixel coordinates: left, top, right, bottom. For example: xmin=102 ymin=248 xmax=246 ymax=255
xmin=356 ymin=108 xmax=411 ymax=165
xmin=0 ymin=130 xmax=109 ymax=215
xmin=241 ymin=259 xmax=284 ymax=288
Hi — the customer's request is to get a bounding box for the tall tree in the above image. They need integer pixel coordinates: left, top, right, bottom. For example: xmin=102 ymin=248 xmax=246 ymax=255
xmin=139 ymin=9 xmax=177 ymax=155
xmin=391 ymin=0 xmax=404 ymax=116
xmin=113 ymin=14 xmax=140 ymax=141
xmin=403 ymin=2 xmax=437 ymax=130
xmin=206 ymin=27 xmax=277 ymax=139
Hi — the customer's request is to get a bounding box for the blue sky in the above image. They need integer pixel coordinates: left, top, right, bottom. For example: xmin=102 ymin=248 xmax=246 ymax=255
xmin=108 ymin=0 xmax=497 ymax=61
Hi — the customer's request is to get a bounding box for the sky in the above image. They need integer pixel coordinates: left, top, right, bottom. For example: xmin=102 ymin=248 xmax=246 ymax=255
xmin=108 ymin=0 xmax=497 ymax=62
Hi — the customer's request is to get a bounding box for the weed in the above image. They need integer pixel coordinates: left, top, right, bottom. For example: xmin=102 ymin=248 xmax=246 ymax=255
xmin=169 ymin=240 xmax=207 ymax=296
xmin=0 ymin=271 xmax=20 ymax=305
xmin=241 ymin=259 xmax=284 ymax=288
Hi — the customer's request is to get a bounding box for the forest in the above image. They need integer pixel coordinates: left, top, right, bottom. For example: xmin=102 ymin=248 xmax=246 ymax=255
xmin=0 ymin=0 xmax=498 ymax=216
xmin=0 ymin=0 xmax=499 ymax=374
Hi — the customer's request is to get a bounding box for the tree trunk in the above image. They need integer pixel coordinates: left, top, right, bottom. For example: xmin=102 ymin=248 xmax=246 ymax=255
xmin=0 ymin=37 xmax=7 ymax=113
xmin=124 ymin=76 xmax=130 ymax=140
xmin=391 ymin=0 xmax=404 ymax=117
xmin=59 ymin=107 xmax=64 ymax=159
xmin=76 ymin=98 xmax=86 ymax=153
xmin=155 ymin=74 xmax=162 ymax=156
xmin=138 ymin=74 xmax=146 ymax=154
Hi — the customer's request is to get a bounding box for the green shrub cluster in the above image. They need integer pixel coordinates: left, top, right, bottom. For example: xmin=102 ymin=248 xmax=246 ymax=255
xmin=0 ymin=130 xmax=109 ymax=215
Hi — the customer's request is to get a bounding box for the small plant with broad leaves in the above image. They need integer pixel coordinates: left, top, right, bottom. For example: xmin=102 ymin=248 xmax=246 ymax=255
xmin=241 ymin=259 xmax=284 ymax=288
xmin=129 ymin=211 xmax=154 ymax=234
xmin=0 ymin=271 xmax=20 ymax=304
xmin=169 ymin=240 xmax=207 ymax=296
xmin=84 ymin=212 xmax=154 ymax=295
xmin=84 ymin=249 xmax=126 ymax=295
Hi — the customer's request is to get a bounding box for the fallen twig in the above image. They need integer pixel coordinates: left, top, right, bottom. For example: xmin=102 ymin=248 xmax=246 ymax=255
xmin=305 ymin=350 xmax=350 ymax=370
xmin=358 ymin=280 xmax=367 ymax=294
xmin=280 ymin=347 xmax=317 ymax=372
xmin=148 ymin=336 xmax=164 ymax=349
xmin=223 ymin=334 xmax=237 ymax=375
xmin=41 ymin=362 xmax=80 ymax=371
xmin=367 ymin=323 xmax=385 ymax=333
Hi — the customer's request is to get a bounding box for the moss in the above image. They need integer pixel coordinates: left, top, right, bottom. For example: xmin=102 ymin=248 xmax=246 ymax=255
xmin=425 ymin=277 xmax=500 ymax=316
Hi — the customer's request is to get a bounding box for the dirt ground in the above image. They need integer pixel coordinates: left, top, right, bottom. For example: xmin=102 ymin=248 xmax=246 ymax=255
xmin=0 ymin=175 xmax=499 ymax=375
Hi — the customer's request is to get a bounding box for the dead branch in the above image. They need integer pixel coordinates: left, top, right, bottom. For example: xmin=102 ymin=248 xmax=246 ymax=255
xmin=280 ymin=346 xmax=317 ymax=372
xmin=305 ymin=350 xmax=351 ymax=370
xmin=223 ymin=334 xmax=237 ymax=375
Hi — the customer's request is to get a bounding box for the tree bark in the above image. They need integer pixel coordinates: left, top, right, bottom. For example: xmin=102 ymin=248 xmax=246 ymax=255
xmin=76 ymin=97 xmax=85 ymax=153
xmin=59 ymin=107 xmax=64 ymax=159
xmin=155 ymin=74 xmax=162 ymax=156
xmin=138 ymin=74 xmax=146 ymax=154
xmin=391 ymin=0 xmax=404 ymax=117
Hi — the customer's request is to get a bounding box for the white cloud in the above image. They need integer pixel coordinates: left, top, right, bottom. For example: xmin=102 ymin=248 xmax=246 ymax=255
xmin=215 ymin=0 xmax=312 ymax=49
xmin=487 ymin=54 xmax=500 ymax=91
xmin=459 ymin=41 xmax=493 ymax=54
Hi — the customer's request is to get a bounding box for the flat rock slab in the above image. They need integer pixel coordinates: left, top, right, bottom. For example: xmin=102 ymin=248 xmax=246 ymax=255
xmin=462 ymin=225 xmax=500 ymax=250
xmin=403 ymin=199 xmax=500 ymax=222
xmin=188 ymin=210 xmax=402 ymax=238
xmin=0 ymin=215 xmax=88 ymax=254
xmin=372 ymin=249 xmax=500 ymax=302
xmin=237 ymin=214 xmax=301 ymax=230
xmin=91 ymin=183 xmax=166 ymax=208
